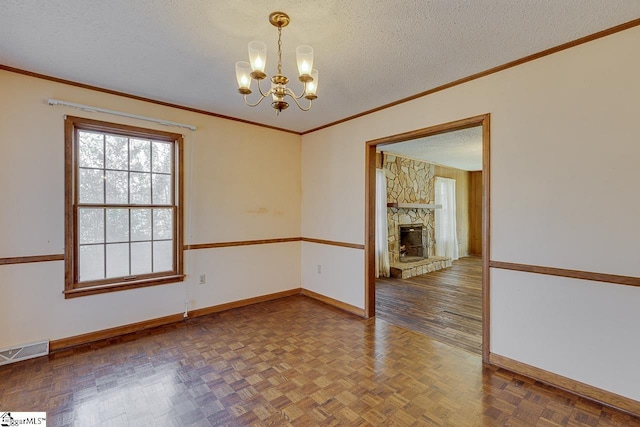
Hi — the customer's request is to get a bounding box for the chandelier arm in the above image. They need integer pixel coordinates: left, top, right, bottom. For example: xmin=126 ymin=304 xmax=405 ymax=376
xmin=243 ymin=93 xmax=269 ymax=108
xmin=285 ymin=89 xmax=313 ymax=111
xmin=243 ymin=80 xmax=274 ymax=107
xmin=286 ymin=82 xmax=308 ymax=100
xmin=256 ymin=78 xmax=270 ymax=98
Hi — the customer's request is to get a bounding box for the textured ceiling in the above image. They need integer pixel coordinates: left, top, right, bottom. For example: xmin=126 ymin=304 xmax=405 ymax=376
xmin=381 ymin=127 xmax=483 ymax=171
xmin=1 ymin=1 xmax=639 ymax=133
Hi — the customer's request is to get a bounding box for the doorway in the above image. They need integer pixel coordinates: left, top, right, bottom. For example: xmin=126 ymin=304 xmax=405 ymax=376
xmin=364 ymin=114 xmax=491 ymax=361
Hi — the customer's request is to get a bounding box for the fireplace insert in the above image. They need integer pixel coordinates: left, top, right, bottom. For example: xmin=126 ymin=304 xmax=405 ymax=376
xmin=399 ymin=224 xmax=426 ymax=262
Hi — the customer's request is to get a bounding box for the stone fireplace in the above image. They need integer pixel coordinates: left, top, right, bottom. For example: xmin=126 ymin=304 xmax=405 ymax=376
xmin=384 ymin=154 xmax=435 ymax=263
xmin=384 ymin=153 xmax=451 ymax=279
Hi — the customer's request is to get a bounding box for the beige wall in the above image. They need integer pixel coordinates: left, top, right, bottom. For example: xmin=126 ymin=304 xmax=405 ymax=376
xmin=300 ymin=27 xmax=640 ymax=400
xmin=0 ymin=70 xmax=302 ymax=347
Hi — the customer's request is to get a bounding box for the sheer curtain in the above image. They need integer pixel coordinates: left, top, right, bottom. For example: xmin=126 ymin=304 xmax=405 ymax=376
xmin=375 ymin=169 xmax=390 ymax=277
xmin=435 ymin=177 xmax=459 ymax=261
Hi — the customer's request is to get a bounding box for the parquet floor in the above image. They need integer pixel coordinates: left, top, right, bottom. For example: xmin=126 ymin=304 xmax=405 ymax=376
xmin=376 ymin=256 xmax=483 ymax=354
xmin=1 ymin=295 xmax=639 ymax=426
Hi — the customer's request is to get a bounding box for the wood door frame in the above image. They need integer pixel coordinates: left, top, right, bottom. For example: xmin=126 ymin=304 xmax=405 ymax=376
xmin=364 ymin=113 xmax=491 ymax=362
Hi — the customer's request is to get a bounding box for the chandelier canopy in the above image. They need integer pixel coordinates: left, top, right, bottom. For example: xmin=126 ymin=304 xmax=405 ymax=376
xmin=235 ymin=12 xmax=318 ymax=114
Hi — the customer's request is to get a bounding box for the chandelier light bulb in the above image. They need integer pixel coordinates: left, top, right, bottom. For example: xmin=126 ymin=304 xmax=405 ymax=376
xmin=296 ymin=45 xmax=314 ymax=77
xmin=235 ymin=61 xmax=252 ymax=94
xmin=248 ymin=41 xmax=267 ymax=77
xmin=306 ymin=69 xmax=319 ymax=98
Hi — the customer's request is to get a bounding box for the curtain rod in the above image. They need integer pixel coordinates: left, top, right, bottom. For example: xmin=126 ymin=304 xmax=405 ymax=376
xmin=47 ymin=98 xmax=197 ymax=131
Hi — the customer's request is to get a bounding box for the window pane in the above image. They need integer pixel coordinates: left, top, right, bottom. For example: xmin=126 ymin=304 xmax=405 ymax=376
xmin=131 ymin=242 xmax=152 ymax=275
xmin=153 ymin=209 xmax=173 ymax=240
xmin=105 ymin=170 xmax=129 ymax=204
xmin=79 ymin=244 xmax=104 ymax=281
xmin=106 ymin=243 xmax=129 ymax=278
xmin=152 ymin=141 xmax=172 ymax=173
xmin=78 ymin=208 xmax=104 ymax=244
xmin=131 ymin=209 xmax=151 ymax=241
xmin=78 ymin=131 xmax=104 ymax=168
xmin=79 ymin=169 xmax=105 ymax=203
xmin=153 ymin=240 xmax=173 ymax=272
xmin=105 ymin=135 xmax=128 ymax=170
xmin=130 ymin=172 xmax=151 ymax=204
xmin=152 ymin=173 xmax=171 ymax=204
xmin=106 ymin=208 xmax=129 ymax=243
xmin=130 ymin=139 xmax=151 ymax=172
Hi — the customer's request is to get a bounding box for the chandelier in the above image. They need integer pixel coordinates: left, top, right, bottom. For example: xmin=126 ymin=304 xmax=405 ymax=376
xmin=235 ymin=11 xmax=318 ymax=114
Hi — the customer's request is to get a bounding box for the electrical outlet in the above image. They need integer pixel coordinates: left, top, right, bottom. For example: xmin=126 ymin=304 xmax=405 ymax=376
xmin=199 ymin=274 xmax=206 ymax=284
xmin=317 ymin=264 xmax=322 ymax=274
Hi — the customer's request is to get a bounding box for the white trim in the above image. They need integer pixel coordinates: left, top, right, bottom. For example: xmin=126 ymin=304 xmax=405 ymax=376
xmin=48 ymin=98 xmax=197 ymax=131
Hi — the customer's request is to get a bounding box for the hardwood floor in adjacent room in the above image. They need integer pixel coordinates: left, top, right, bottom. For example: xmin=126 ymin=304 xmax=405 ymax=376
xmin=1 ymin=295 xmax=638 ymax=426
xmin=376 ymin=255 xmax=483 ymax=354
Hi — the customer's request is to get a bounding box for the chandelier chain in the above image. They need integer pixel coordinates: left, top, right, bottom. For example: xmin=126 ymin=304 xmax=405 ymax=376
xmin=277 ymin=25 xmax=283 ymax=75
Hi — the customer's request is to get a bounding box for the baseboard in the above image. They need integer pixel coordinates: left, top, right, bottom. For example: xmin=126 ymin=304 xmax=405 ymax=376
xmin=489 ymin=353 xmax=640 ymax=417
xmin=50 ymin=288 xmax=301 ymax=352
xmin=300 ymin=288 xmax=365 ymax=317
xmin=188 ymin=288 xmax=301 ymax=318
xmin=49 ymin=313 xmax=185 ymax=351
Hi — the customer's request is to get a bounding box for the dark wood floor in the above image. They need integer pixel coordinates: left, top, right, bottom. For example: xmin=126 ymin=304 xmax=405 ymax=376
xmin=1 ymin=295 xmax=638 ymax=426
xmin=376 ymin=256 xmax=483 ymax=354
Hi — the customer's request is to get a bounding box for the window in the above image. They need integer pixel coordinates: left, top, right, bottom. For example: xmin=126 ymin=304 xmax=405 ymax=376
xmin=64 ymin=116 xmax=184 ymax=298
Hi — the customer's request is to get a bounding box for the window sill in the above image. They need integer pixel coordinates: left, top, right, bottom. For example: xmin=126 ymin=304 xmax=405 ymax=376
xmin=64 ymin=274 xmax=186 ymax=299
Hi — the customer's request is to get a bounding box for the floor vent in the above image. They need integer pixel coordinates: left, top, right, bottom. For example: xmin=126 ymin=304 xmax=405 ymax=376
xmin=0 ymin=340 xmax=49 ymax=365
